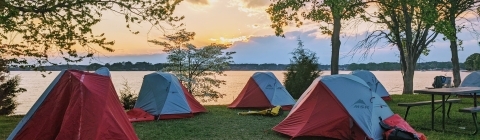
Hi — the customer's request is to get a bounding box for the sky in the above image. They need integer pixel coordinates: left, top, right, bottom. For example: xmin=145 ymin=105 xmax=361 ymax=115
xmin=46 ymin=0 xmax=480 ymax=65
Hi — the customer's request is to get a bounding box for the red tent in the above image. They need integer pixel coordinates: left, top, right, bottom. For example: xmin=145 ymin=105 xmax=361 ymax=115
xmin=273 ymin=75 xmax=396 ymax=140
xmin=8 ymin=69 xmax=138 ymax=140
xmin=228 ymin=72 xmax=296 ymax=110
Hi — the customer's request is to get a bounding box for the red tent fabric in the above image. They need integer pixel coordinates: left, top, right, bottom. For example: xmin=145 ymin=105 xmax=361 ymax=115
xmin=181 ymin=83 xmax=208 ymax=113
xmin=127 ymin=108 xmax=155 ymax=122
xmin=273 ymin=82 xmax=367 ymax=139
xmin=382 ymin=96 xmax=393 ymax=101
xmin=383 ymin=114 xmax=427 ymax=140
xmin=9 ymin=70 xmax=138 ymax=140
xmin=228 ymin=78 xmax=273 ymax=109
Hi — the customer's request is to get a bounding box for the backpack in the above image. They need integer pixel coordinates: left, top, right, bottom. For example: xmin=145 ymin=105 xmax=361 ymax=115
xmin=379 ymin=114 xmax=427 ymax=140
xmin=432 ymin=76 xmax=446 ymax=88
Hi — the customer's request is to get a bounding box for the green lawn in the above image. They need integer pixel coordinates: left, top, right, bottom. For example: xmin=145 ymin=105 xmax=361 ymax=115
xmin=2 ymin=94 xmax=480 ymax=140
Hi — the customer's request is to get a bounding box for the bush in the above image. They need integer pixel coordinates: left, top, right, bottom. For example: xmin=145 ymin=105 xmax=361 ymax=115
xmin=284 ymin=38 xmax=322 ymax=99
xmin=119 ymin=80 xmax=138 ymax=110
xmin=0 ymin=75 xmax=26 ymax=115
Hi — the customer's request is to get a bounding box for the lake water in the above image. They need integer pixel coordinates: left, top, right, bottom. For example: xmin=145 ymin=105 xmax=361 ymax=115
xmin=9 ymin=70 xmax=472 ymax=115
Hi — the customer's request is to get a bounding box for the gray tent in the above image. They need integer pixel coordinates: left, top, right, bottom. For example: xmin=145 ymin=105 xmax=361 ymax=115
xmin=133 ymin=72 xmax=206 ymax=119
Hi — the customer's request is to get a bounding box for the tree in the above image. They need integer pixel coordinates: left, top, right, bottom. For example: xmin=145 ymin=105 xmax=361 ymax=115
xmin=354 ymin=0 xmax=441 ymax=94
xmin=0 ymin=57 xmax=26 ymax=115
xmin=436 ymin=0 xmax=480 ymax=87
xmin=0 ymin=75 xmax=26 ymax=115
xmin=0 ymin=0 xmax=184 ymax=72
xmin=465 ymin=53 xmax=480 ymax=71
xmin=124 ymin=61 xmax=134 ymax=70
xmin=266 ymin=0 xmax=368 ymax=75
xmin=284 ymin=38 xmax=322 ymax=99
xmin=87 ymin=63 xmax=103 ymax=71
xmin=149 ymin=29 xmax=236 ymax=102
xmin=119 ymin=79 xmax=137 ymax=110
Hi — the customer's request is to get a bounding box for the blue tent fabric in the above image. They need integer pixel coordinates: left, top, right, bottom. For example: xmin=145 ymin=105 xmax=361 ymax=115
xmin=460 ymin=71 xmax=480 ymax=87
xmin=320 ymin=74 xmax=394 ymax=140
xmin=134 ymin=72 xmax=194 ymax=116
xmin=350 ymin=70 xmax=390 ymax=98
xmin=251 ymin=72 xmax=296 ymax=106
xmin=94 ymin=67 xmax=111 ymax=77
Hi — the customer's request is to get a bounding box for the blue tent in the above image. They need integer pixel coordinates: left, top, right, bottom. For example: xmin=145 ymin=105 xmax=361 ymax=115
xmin=228 ymin=72 xmax=296 ymax=110
xmin=350 ymin=70 xmax=391 ymax=101
xmin=132 ymin=72 xmax=206 ymax=120
xmin=460 ymin=71 xmax=480 ymax=87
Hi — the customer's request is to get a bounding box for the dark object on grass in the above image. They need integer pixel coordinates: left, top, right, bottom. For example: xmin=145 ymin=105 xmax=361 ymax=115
xmin=237 ymin=106 xmax=284 ymax=116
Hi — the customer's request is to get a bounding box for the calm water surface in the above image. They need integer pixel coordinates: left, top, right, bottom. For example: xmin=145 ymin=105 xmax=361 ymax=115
xmin=9 ymin=70 xmax=471 ymax=115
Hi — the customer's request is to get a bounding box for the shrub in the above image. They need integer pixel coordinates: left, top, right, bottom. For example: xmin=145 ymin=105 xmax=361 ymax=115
xmin=0 ymin=75 xmax=26 ymax=115
xmin=284 ymin=38 xmax=322 ymax=99
xmin=119 ymin=80 xmax=137 ymax=110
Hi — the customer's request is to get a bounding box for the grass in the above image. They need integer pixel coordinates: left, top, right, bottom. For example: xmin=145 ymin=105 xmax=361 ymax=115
xmin=0 ymin=115 xmax=23 ymax=139
xmin=2 ymin=94 xmax=480 ymax=140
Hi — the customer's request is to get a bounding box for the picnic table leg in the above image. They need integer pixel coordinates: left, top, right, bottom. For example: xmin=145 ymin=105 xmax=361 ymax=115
xmin=473 ymin=93 xmax=477 ymax=125
xmin=475 ymin=92 xmax=477 ymax=107
xmin=442 ymin=95 xmax=446 ymax=131
xmin=475 ymin=92 xmax=478 ymax=135
xmin=431 ymin=94 xmax=435 ymax=130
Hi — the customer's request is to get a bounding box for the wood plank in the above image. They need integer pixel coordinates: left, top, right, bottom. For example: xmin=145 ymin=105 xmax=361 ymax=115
xmin=459 ymin=107 xmax=480 ymax=113
xmin=398 ymin=99 xmax=461 ymax=107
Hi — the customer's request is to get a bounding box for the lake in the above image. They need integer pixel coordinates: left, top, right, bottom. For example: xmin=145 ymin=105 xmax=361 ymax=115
xmin=9 ymin=70 xmax=472 ymax=115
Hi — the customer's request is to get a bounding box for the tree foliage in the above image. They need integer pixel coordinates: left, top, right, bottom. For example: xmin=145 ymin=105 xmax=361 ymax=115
xmin=149 ymin=29 xmax=236 ymax=102
xmin=119 ymin=79 xmax=137 ymax=110
xmin=435 ymin=0 xmax=480 ymax=87
xmin=465 ymin=53 xmax=480 ymax=71
xmin=0 ymin=0 xmax=184 ymax=71
xmin=0 ymin=54 xmax=26 ymax=115
xmin=284 ymin=38 xmax=321 ymax=99
xmin=354 ymin=0 xmax=441 ymax=94
xmin=267 ymin=0 xmax=368 ymax=75
xmin=0 ymin=75 xmax=26 ymax=115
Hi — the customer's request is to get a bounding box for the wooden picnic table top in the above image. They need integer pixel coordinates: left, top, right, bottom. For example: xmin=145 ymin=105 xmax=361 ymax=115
xmin=414 ymin=87 xmax=480 ymax=95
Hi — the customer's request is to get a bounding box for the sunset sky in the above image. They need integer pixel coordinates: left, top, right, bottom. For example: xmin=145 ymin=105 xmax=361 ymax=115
xmin=72 ymin=0 xmax=480 ymax=65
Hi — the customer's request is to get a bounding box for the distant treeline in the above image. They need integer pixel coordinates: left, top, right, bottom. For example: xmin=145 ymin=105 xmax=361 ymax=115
xmin=347 ymin=61 xmax=465 ymax=71
xmin=8 ymin=61 xmax=464 ymax=71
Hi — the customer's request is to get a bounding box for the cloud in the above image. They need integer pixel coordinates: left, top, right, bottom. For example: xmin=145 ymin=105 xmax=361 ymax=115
xmin=228 ymin=0 xmax=271 ymax=17
xmin=237 ymin=0 xmax=271 ymax=8
xmin=185 ymin=0 xmax=210 ymax=5
xmin=68 ymin=28 xmax=480 ymax=65
xmin=182 ymin=0 xmax=219 ymax=12
xmin=224 ymin=28 xmax=480 ymax=64
xmin=209 ymin=36 xmax=250 ymax=44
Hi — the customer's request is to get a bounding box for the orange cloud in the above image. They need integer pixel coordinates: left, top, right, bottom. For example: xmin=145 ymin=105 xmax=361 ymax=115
xmin=186 ymin=0 xmax=210 ymax=5
xmin=209 ymin=36 xmax=250 ymax=44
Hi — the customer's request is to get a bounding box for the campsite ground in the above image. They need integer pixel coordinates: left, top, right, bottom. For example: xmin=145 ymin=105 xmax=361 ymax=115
xmin=1 ymin=94 xmax=479 ymax=140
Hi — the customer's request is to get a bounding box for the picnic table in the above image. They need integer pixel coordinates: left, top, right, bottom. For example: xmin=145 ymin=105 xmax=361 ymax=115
xmin=414 ymin=87 xmax=480 ymax=133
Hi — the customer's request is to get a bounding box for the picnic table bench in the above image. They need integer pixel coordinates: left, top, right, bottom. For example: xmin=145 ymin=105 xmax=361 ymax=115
xmin=458 ymin=106 xmax=480 ymax=134
xmin=414 ymin=87 xmax=480 ymax=134
xmin=398 ymin=99 xmax=461 ymax=120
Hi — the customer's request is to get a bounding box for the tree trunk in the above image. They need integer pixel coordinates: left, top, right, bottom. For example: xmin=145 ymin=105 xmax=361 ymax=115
xmin=448 ymin=5 xmax=461 ymax=87
xmin=450 ymin=40 xmax=461 ymax=87
xmin=402 ymin=60 xmax=416 ymax=94
xmin=331 ymin=17 xmax=341 ymax=75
